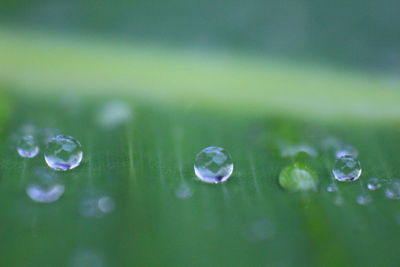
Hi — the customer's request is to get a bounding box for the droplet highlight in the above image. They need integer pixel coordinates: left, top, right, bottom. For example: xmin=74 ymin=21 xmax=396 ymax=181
xmin=194 ymin=146 xmax=233 ymax=183
xmin=332 ymin=155 xmax=361 ymax=182
xmin=44 ymin=135 xmax=83 ymax=171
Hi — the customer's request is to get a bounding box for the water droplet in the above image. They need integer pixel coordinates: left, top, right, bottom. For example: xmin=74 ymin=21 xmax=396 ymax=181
xmin=17 ymin=135 xmax=39 ymax=158
xmin=385 ymin=180 xmax=400 ymax=199
xmin=335 ymin=145 xmax=359 ymax=159
xmin=326 ymin=182 xmax=338 ymax=192
xmin=194 ymin=146 xmax=233 ymax=183
xmin=44 ymin=135 xmax=83 ymax=171
xmin=356 ymin=193 xmax=372 ymax=205
xmin=96 ymin=101 xmax=132 ymax=129
xmin=26 ymin=168 xmax=65 ymax=203
xmin=367 ymin=177 xmax=382 ymax=191
xmin=332 ymin=155 xmax=361 ymax=182
xmin=80 ymin=193 xmax=115 ymax=218
xmin=175 ymin=182 xmax=193 ymax=199
xmin=278 ymin=163 xmax=318 ymax=192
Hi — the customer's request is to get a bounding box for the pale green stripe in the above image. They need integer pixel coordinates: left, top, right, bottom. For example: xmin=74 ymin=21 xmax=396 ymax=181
xmin=0 ymin=26 xmax=399 ymax=123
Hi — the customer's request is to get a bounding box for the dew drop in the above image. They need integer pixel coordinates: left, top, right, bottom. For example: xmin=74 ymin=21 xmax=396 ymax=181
xmin=26 ymin=167 xmax=64 ymax=203
xmin=44 ymin=135 xmax=83 ymax=171
xmin=278 ymin=163 xmax=318 ymax=192
xmin=356 ymin=193 xmax=372 ymax=205
xmin=367 ymin=177 xmax=382 ymax=191
xmin=332 ymin=155 xmax=361 ymax=182
xmin=17 ymin=135 xmax=39 ymax=158
xmin=385 ymin=180 xmax=400 ymax=200
xmin=326 ymin=182 xmax=338 ymax=192
xmin=194 ymin=146 xmax=233 ymax=183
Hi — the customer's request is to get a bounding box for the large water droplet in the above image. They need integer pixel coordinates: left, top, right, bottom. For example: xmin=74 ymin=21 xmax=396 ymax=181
xmin=332 ymin=155 xmax=361 ymax=182
xmin=279 ymin=163 xmax=318 ymax=192
xmin=385 ymin=180 xmax=400 ymax=199
xmin=367 ymin=177 xmax=382 ymax=191
xmin=26 ymin=167 xmax=65 ymax=203
xmin=194 ymin=146 xmax=233 ymax=183
xmin=17 ymin=135 xmax=39 ymax=158
xmin=44 ymin=135 xmax=83 ymax=171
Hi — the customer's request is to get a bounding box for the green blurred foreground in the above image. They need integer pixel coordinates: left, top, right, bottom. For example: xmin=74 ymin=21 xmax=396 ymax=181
xmin=0 ymin=28 xmax=400 ymax=267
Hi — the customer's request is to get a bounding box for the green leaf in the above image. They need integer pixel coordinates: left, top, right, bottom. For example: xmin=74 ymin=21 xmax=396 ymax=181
xmin=0 ymin=29 xmax=400 ymax=267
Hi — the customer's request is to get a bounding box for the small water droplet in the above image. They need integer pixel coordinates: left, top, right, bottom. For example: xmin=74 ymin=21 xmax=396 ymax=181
xmin=17 ymin=135 xmax=39 ymax=158
xmin=194 ymin=146 xmax=233 ymax=183
xmin=332 ymin=155 xmax=361 ymax=182
xmin=96 ymin=101 xmax=132 ymax=129
xmin=326 ymin=182 xmax=338 ymax=192
xmin=367 ymin=177 xmax=382 ymax=191
xmin=175 ymin=182 xmax=193 ymax=199
xmin=278 ymin=162 xmax=318 ymax=192
xmin=356 ymin=193 xmax=372 ymax=205
xmin=26 ymin=167 xmax=64 ymax=203
xmin=385 ymin=180 xmax=400 ymax=199
xmin=44 ymin=135 xmax=83 ymax=171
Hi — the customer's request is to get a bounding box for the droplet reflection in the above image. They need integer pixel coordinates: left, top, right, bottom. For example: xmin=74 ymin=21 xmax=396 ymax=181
xmin=26 ymin=168 xmax=64 ymax=203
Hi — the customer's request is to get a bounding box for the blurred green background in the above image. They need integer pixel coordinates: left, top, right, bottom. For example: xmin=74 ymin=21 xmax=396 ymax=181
xmin=0 ymin=0 xmax=400 ymax=267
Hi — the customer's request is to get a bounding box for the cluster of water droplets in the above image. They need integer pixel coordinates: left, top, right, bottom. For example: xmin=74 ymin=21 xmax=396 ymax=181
xmin=12 ymin=124 xmax=86 ymax=207
xmin=15 ymin=125 xmax=83 ymax=172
